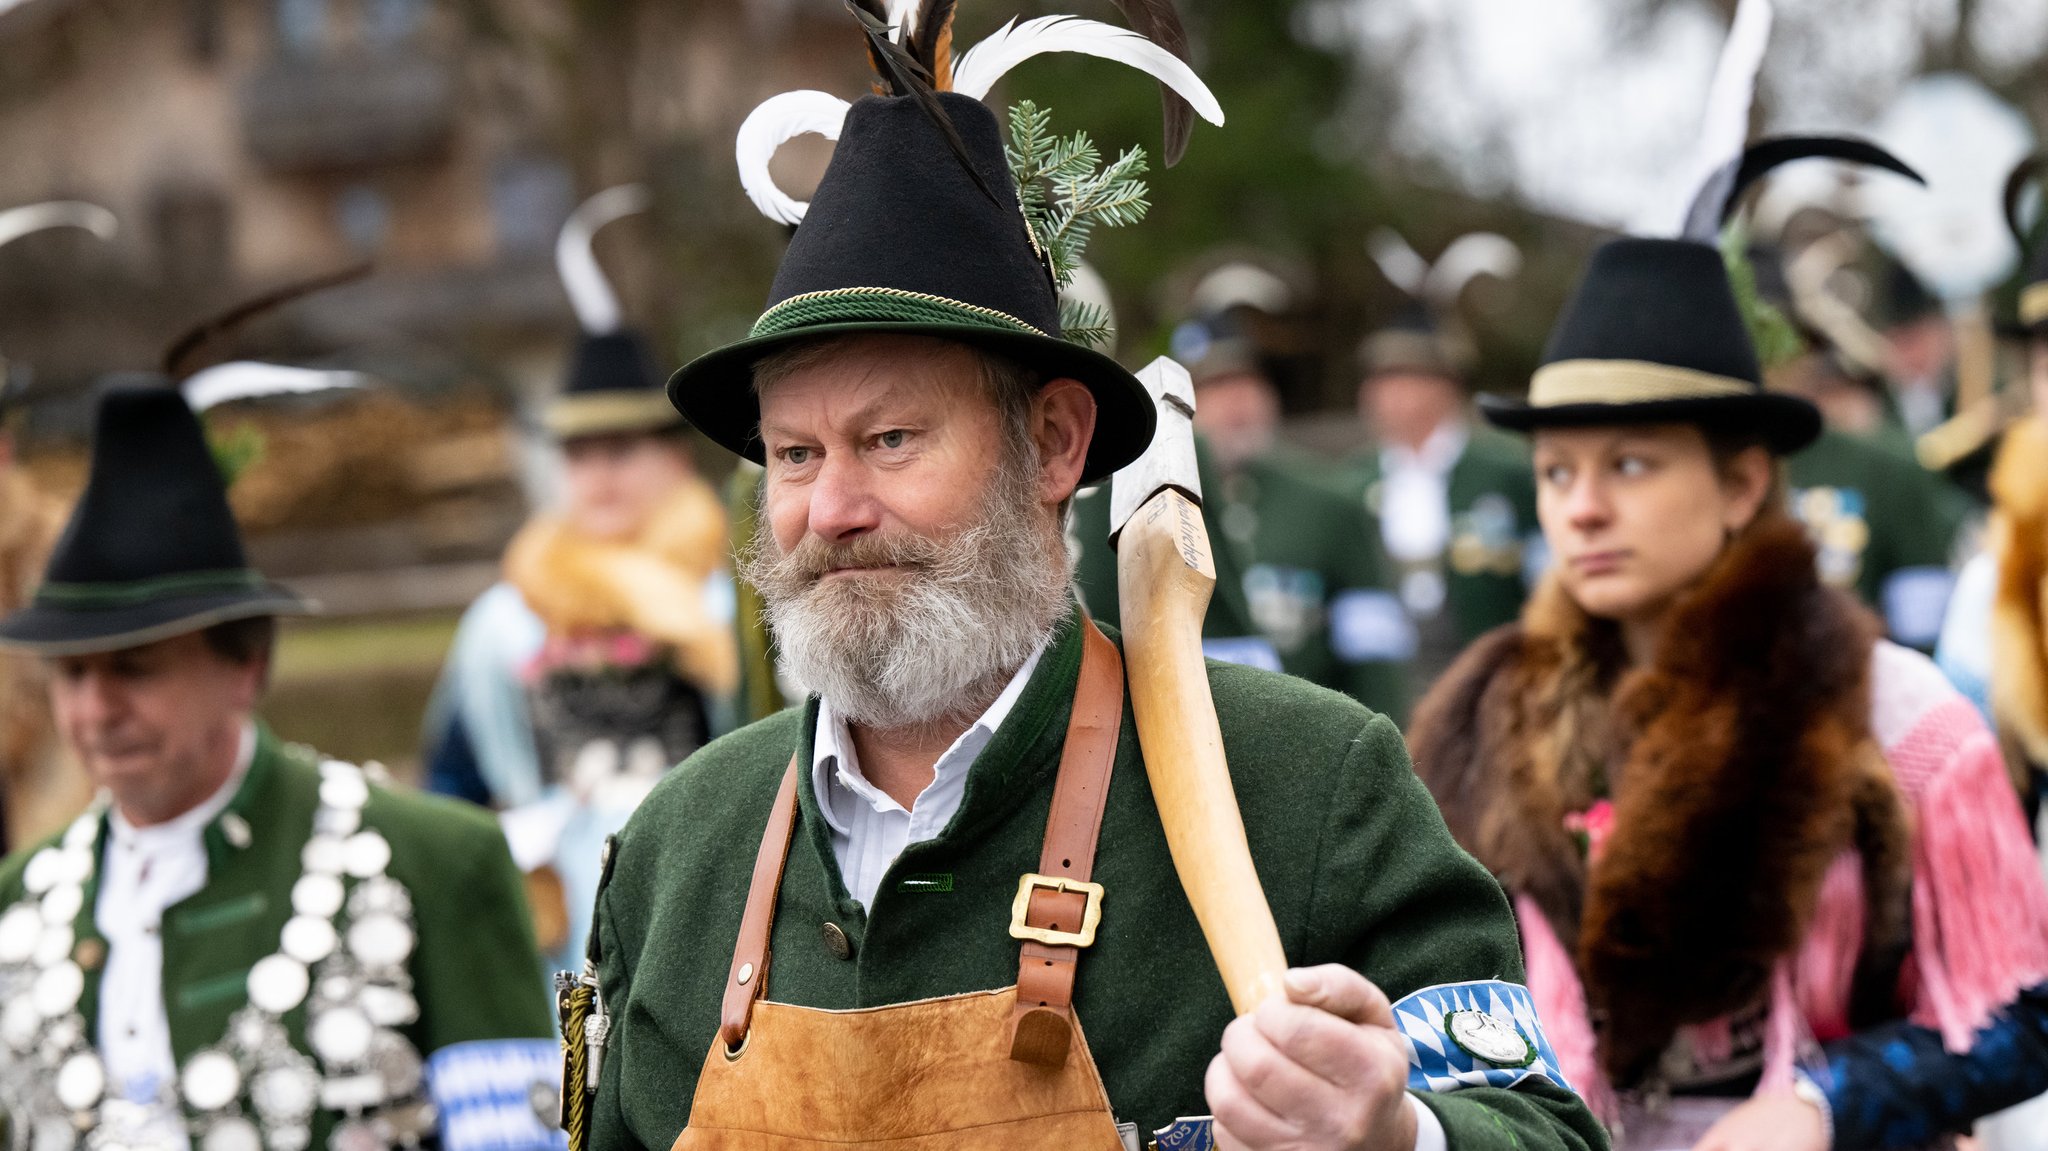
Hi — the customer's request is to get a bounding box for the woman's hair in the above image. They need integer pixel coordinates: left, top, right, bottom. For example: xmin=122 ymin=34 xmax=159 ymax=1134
xmin=1701 ymin=422 xmax=1789 ymax=528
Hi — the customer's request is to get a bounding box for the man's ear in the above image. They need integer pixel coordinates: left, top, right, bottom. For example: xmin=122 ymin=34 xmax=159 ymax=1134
xmin=1032 ymin=378 xmax=1096 ymax=505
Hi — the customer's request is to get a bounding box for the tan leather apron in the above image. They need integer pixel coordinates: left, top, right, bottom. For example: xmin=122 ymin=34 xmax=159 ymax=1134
xmin=673 ymin=622 xmax=1131 ymax=1150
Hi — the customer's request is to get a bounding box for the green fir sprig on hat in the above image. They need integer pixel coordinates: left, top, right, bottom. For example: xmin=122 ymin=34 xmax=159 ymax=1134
xmin=1005 ymin=100 xmax=1149 ymax=348
xmin=1719 ymin=222 xmax=1805 ymax=370
xmin=208 ymin=423 xmax=267 ymax=488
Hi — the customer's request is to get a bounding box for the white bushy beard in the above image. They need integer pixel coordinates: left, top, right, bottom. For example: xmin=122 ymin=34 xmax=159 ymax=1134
xmin=740 ymin=443 xmax=1072 ymax=732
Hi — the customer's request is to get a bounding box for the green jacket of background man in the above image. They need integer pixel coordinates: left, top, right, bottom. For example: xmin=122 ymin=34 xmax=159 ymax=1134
xmin=0 ymin=725 xmax=556 ymax=1147
xmin=1074 ymin=442 xmax=1410 ymax=717
xmin=587 ymin=610 xmax=1606 ymax=1151
xmin=1342 ymin=424 xmax=1540 ymax=649
xmin=1787 ymin=427 xmax=1970 ymax=651
xmin=1208 ymin=449 xmax=1410 ymax=717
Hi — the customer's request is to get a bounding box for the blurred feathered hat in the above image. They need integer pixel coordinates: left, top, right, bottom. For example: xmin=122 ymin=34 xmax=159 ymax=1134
xmin=545 ymin=184 xmax=681 ymax=440
xmin=1361 ymin=229 xmax=1522 ymax=382
xmin=1480 ymin=0 xmax=1920 ymax=455
xmin=0 ymin=265 xmax=371 ymax=655
xmin=667 ymin=0 xmax=1224 ymax=483
xmin=2005 ymin=157 xmax=2048 ymax=335
xmin=0 ymin=201 xmax=119 ymax=414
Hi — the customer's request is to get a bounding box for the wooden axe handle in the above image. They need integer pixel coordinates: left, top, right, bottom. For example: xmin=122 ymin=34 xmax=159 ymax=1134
xmin=1117 ymin=487 xmax=1288 ymax=1014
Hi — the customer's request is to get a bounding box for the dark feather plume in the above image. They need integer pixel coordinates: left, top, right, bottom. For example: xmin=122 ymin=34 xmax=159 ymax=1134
xmin=913 ymin=0 xmax=959 ymax=90
xmin=843 ymin=0 xmax=1000 ymax=207
xmin=2004 ymin=155 xmax=2045 ymax=246
xmin=1682 ymin=136 xmax=1924 ymax=241
xmin=161 ymin=262 xmax=372 ymax=381
xmin=1112 ymin=0 xmax=1196 ymax=167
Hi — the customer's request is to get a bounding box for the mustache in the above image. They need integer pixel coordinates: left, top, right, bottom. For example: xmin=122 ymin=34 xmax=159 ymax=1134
xmin=770 ymin=529 xmax=951 ymax=583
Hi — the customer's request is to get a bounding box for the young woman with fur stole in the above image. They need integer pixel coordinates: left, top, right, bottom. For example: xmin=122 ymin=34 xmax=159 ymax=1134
xmin=1408 ymin=234 xmax=2048 ymax=1151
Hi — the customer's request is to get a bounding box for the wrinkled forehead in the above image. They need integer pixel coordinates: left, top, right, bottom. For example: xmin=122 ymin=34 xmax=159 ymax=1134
xmin=754 ymin=335 xmax=997 ymax=429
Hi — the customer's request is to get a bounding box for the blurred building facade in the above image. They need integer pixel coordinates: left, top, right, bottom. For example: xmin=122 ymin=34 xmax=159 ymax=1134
xmin=0 ymin=0 xmax=852 ymax=414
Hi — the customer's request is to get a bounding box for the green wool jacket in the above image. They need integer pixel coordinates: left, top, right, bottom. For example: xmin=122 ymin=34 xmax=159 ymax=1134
xmin=1343 ymin=425 xmax=1539 ymax=645
xmin=590 ymin=612 xmax=1605 ymax=1151
xmin=1787 ymin=427 xmax=1970 ymax=650
xmin=0 ymin=725 xmax=554 ymax=1144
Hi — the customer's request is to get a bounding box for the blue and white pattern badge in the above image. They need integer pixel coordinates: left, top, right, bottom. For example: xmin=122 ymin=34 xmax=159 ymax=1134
xmin=1391 ymin=980 xmax=1570 ymax=1096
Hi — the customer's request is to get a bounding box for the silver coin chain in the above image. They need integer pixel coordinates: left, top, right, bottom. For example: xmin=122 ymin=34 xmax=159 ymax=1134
xmin=0 ymin=759 xmax=431 ymax=1151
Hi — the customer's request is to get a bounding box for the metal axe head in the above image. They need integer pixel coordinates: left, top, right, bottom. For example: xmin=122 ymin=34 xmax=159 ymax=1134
xmin=1108 ymin=356 xmax=1201 ymax=548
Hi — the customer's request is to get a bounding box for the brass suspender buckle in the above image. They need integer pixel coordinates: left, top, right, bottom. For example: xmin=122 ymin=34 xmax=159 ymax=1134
xmin=1008 ymin=873 xmax=1104 ymax=948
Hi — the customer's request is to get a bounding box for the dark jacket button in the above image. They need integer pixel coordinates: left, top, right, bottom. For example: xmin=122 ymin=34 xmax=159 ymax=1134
xmin=821 ymin=921 xmax=853 ymax=960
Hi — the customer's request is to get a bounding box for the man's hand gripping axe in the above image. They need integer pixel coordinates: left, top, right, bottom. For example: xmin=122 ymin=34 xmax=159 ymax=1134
xmin=1110 ymin=357 xmax=1288 ymax=1014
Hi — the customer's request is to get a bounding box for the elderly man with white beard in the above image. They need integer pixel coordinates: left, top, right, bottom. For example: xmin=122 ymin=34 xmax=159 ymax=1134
xmin=566 ymin=12 xmax=1603 ymax=1151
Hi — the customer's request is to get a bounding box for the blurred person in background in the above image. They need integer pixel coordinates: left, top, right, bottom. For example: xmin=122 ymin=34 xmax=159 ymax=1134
xmin=1345 ymin=230 xmax=1539 ymax=697
xmin=1064 ymin=264 xmax=1286 ymax=679
xmin=0 ymin=385 xmax=558 ymax=1151
xmin=424 ymin=187 xmax=737 ymax=976
xmin=1880 ymin=259 xmax=1957 ymax=442
xmin=0 ymin=380 xmax=78 ymax=855
xmin=1408 ymin=124 xmax=2048 ymax=1151
xmin=1749 ymin=239 xmax=1972 ymax=651
xmin=1938 ymin=158 xmax=2048 ymax=841
xmin=1181 ymin=337 xmax=1411 ymax=716
xmin=0 ymin=202 xmax=117 ymax=855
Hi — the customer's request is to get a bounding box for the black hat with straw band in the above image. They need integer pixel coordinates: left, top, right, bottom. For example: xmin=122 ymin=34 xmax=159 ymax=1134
xmin=1480 ymin=0 xmax=1921 ymax=455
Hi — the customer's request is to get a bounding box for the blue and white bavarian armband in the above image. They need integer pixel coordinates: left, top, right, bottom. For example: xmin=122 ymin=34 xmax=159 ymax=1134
xmin=427 ymin=1038 xmax=568 ymax=1151
xmin=1391 ymin=981 xmax=1571 ymax=1096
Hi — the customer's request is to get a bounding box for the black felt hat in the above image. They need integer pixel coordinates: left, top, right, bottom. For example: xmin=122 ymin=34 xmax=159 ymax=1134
xmin=545 ymin=184 xmax=683 ymax=440
xmin=0 ymin=384 xmax=313 ymax=655
xmin=668 ymin=93 xmax=1154 ymax=484
xmin=545 ymin=332 xmax=681 ymax=439
xmin=1481 ymin=238 xmax=1822 ymax=454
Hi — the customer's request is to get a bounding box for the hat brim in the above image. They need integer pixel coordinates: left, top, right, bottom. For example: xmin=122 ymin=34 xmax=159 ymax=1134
xmin=0 ymin=584 xmax=318 ymax=656
xmin=1478 ymin=391 xmax=1823 ymax=455
xmin=667 ymin=322 xmax=1156 ymax=485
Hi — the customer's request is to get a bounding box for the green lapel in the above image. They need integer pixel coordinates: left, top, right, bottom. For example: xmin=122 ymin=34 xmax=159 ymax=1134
xmin=155 ymin=726 xmax=317 ymax=1063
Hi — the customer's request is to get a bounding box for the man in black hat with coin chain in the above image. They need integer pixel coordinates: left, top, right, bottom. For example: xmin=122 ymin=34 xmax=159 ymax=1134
xmin=567 ymin=5 xmax=1603 ymax=1151
xmin=0 ymin=379 xmax=560 ymax=1151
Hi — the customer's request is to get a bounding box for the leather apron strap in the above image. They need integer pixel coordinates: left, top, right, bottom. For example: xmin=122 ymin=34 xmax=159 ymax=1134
xmin=715 ymin=619 xmax=1124 ymax=1064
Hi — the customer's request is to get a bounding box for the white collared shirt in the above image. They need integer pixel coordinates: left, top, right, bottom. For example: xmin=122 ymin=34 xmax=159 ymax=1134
xmin=1377 ymin=419 xmax=1470 ymax=564
xmin=96 ymin=724 xmax=256 ymax=1112
xmin=811 ymin=644 xmax=1046 ymax=910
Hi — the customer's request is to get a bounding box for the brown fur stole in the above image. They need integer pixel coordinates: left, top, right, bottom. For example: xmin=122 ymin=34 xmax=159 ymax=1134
xmin=506 ymin=476 xmax=738 ymax=696
xmin=1409 ymin=516 xmax=1913 ymax=1085
xmin=1989 ymin=419 xmax=2048 ymax=779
